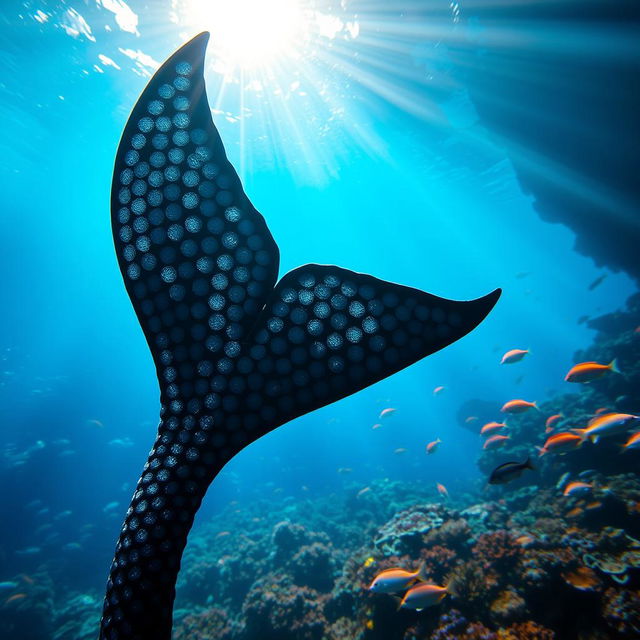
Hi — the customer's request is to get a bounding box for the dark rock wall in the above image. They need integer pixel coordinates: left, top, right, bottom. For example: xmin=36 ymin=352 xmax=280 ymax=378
xmin=456 ymin=0 xmax=640 ymax=281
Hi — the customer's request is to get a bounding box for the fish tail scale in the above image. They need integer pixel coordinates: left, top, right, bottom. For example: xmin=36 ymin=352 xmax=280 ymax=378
xmin=100 ymin=408 xmax=224 ymax=640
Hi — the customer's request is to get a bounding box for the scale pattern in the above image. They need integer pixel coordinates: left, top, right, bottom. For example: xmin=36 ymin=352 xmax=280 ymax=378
xmin=100 ymin=32 xmax=500 ymax=640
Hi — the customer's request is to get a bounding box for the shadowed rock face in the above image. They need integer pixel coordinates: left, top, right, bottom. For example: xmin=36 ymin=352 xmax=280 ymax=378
xmin=457 ymin=0 xmax=640 ymax=282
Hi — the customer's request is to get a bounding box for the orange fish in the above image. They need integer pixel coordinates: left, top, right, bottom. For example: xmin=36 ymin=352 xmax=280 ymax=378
xmin=565 ymin=360 xmax=619 ymax=383
xmin=436 ymin=483 xmax=449 ymax=498
xmin=563 ymin=481 xmax=593 ymax=497
xmin=465 ymin=416 xmax=479 ymax=424
xmin=368 ymin=566 xmax=426 ymax=594
xmin=566 ymin=506 xmax=583 ymax=518
xmin=480 ymin=422 xmax=507 ymax=436
xmin=4 ymin=593 xmax=27 ymax=606
xmin=586 ymin=501 xmax=602 ymax=510
xmin=572 ymin=413 xmax=640 ymax=443
xmin=515 ymin=534 xmax=536 ymax=547
xmin=379 ymin=408 xmax=396 ymax=419
xmin=399 ymin=583 xmax=451 ymax=610
xmin=426 ymin=439 xmax=441 ymax=454
xmin=501 ymin=399 xmax=537 ymax=414
xmin=545 ymin=414 xmax=563 ymax=433
xmin=594 ymin=407 xmax=610 ymax=415
xmin=433 ymin=386 xmax=445 ymax=396
xmin=538 ymin=432 xmax=582 ymax=456
xmin=483 ymin=434 xmax=510 ymax=450
xmin=622 ymin=432 xmax=640 ymax=452
xmin=501 ymin=349 xmax=529 ymax=365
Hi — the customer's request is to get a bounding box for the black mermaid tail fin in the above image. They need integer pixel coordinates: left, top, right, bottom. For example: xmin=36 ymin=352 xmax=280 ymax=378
xmin=240 ymin=264 xmax=500 ymax=431
xmin=111 ymin=32 xmax=279 ymax=388
xmin=102 ymin=31 xmax=501 ymax=640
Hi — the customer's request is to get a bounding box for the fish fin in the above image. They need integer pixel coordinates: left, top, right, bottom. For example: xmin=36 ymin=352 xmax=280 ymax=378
xmin=417 ymin=562 xmax=429 ymax=583
xmin=524 ymin=456 xmax=535 ymax=471
xmin=392 ymin=596 xmax=403 ymax=611
xmin=591 ymin=435 xmax=600 ymax=444
xmin=571 ymin=429 xmax=587 ymax=442
xmin=110 ymin=30 xmax=501 ymax=473
xmin=241 ymin=267 xmax=500 ymax=436
xmin=111 ymin=31 xmax=280 ymax=376
xmin=445 ymin=577 xmax=458 ymax=598
xmin=609 ymin=358 xmax=620 ymax=374
xmin=536 ymin=446 xmax=546 ymax=457
xmin=533 ymin=401 xmax=540 ymax=410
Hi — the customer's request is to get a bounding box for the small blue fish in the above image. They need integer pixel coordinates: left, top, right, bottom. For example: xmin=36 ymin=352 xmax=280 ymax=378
xmin=0 ymin=581 xmax=18 ymax=590
xmin=15 ymin=547 xmax=41 ymax=555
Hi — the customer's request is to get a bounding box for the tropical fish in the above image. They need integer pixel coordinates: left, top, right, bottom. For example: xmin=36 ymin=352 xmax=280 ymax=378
xmin=87 ymin=419 xmax=104 ymax=428
xmin=363 ymin=556 xmax=375 ymax=568
xmin=371 ymin=423 xmax=383 ymax=430
xmin=572 ymin=413 xmax=640 ymax=443
xmin=436 ymin=483 xmax=449 ymax=498
xmin=501 ymin=399 xmax=537 ymax=414
xmin=394 ymin=448 xmax=407 ymax=455
xmin=380 ymin=408 xmax=397 ymax=419
xmin=588 ymin=273 xmax=607 ymax=291
xmin=357 ymin=487 xmax=371 ymax=498
xmin=483 ymin=434 xmax=510 ymax=450
xmin=4 ymin=593 xmax=27 ymax=605
xmin=545 ymin=414 xmax=563 ymax=433
xmin=465 ymin=416 xmax=478 ymax=424
xmin=556 ymin=471 xmax=571 ymax=490
xmin=0 ymin=582 xmax=18 ymax=591
xmin=565 ymin=360 xmax=619 ymax=383
xmin=563 ymin=481 xmax=593 ymax=497
xmin=515 ymin=534 xmax=536 ymax=546
xmin=480 ymin=422 xmax=507 ymax=436
xmin=15 ymin=547 xmax=41 ymax=555
xmin=593 ymin=407 xmax=610 ymax=415
xmin=368 ymin=566 xmax=426 ymax=594
xmin=501 ymin=349 xmax=529 ymax=364
xmin=426 ymin=439 xmax=441 ymax=454
xmin=488 ymin=457 xmax=534 ymax=484
xmin=399 ymin=583 xmax=451 ymax=610
xmin=433 ymin=386 xmax=445 ymax=396
xmin=538 ymin=433 xmax=582 ymax=456
xmin=99 ymin=33 xmax=501 ymax=640
xmin=622 ymin=432 xmax=640 ymax=452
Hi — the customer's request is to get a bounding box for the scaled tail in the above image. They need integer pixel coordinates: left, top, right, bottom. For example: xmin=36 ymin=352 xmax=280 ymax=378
xmin=100 ymin=32 xmax=501 ymax=640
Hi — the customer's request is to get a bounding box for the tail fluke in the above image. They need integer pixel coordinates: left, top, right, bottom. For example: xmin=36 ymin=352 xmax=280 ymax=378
xmin=101 ymin=30 xmax=501 ymax=640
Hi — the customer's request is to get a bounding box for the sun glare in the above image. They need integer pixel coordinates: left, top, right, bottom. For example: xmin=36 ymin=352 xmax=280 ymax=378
xmin=189 ymin=0 xmax=309 ymax=70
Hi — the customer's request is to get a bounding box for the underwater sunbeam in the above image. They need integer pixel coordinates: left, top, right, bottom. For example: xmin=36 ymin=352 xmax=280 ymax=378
xmin=186 ymin=0 xmax=309 ymax=70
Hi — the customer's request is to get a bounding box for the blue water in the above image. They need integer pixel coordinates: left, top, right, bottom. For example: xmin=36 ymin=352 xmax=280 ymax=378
xmin=0 ymin=0 xmax=636 ymax=631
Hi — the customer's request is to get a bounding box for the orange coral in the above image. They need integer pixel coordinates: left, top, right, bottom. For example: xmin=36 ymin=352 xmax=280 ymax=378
xmin=498 ymin=620 xmax=556 ymax=639
xmin=561 ymin=566 xmax=600 ymax=591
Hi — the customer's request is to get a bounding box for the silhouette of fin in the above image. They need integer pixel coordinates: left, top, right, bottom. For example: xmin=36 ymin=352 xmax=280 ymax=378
xmin=111 ymin=31 xmax=279 ymax=386
xmin=240 ymin=264 xmax=500 ymax=430
xmin=102 ymin=31 xmax=501 ymax=640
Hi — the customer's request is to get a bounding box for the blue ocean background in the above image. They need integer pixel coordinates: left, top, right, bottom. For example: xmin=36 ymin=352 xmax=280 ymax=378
xmin=0 ymin=1 xmax=638 ymax=637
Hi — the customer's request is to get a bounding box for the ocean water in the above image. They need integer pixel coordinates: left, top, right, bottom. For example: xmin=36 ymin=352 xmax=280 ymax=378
xmin=1 ymin=1 xmax=638 ymax=639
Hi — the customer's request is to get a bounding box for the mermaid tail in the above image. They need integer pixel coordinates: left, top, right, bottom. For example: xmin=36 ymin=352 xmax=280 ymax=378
xmin=100 ymin=32 xmax=500 ymax=640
